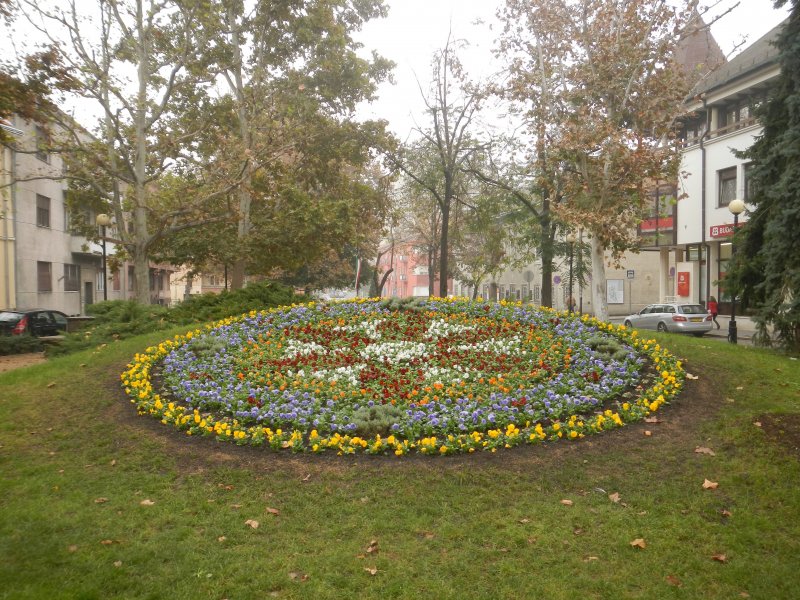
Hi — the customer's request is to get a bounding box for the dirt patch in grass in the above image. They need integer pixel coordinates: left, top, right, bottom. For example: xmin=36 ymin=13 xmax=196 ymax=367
xmin=0 ymin=352 xmax=47 ymax=373
xmin=757 ymin=413 xmax=800 ymax=457
xmin=105 ymin=356 xmax=721 ymax=476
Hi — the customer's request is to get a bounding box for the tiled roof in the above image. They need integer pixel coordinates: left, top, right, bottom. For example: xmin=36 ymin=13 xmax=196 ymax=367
xmin=690 ymin=19 xmax=785 ymax=97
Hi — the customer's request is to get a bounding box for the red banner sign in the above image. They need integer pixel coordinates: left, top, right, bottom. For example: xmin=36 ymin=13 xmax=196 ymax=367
xmin=709 ymin=221 xmax=745 ymax=238
xmin=677 ymin=271 xmax=690 ymax=297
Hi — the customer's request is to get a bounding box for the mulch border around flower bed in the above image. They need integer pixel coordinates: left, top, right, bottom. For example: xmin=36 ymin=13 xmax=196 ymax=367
xmin=121 ymin=299 xmax=686 ymax=456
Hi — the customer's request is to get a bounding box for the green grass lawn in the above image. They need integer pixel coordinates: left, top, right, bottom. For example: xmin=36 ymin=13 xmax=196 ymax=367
xmin=1 ymin=328 xmax=799 ymax=599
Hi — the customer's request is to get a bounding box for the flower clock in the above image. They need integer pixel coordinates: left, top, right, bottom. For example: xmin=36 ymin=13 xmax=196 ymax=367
xmin=122 ymin=298 xmax=684 ymax=456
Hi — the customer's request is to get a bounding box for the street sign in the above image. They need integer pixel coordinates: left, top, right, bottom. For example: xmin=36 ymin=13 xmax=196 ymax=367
xmin=626 ymin=270 xmax=635 ymax=279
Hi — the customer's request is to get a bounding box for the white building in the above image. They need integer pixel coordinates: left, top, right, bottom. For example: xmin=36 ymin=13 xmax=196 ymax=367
xmin=1 ymin=115 xmax=173 ymax=313
xmin=674 ymin=20 xmax=783 ymax=313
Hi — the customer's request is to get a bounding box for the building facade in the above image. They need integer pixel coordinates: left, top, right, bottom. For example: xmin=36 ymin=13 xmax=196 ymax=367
xmin=1 ymin=115 xmax=173 ymax=314
xmin=673 ymin=21 xmax=783 ymax=314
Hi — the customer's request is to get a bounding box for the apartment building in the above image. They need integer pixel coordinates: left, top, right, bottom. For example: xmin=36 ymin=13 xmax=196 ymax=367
xmin=1 ymin=115 xmax=173 ymax=313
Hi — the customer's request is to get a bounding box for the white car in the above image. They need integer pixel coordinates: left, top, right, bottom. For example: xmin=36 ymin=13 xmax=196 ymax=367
xmin=623 ymin=303 xmax=713 ymax=336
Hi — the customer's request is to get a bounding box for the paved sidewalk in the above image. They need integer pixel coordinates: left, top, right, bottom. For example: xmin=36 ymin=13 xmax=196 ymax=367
xmin=608 ymin=314 xmax=761 ymax=344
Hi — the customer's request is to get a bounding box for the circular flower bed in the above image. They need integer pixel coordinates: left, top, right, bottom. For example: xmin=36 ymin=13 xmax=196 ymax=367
xmin=122 ymin=298 xmax=684 ymax=455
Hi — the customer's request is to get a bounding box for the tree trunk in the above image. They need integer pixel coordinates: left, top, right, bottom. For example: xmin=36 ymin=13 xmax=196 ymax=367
xmin=590 ymin=234 xmax=608 ymax=321
xmin=439 ymin=202 xmax=450 ymax=297
xmin=228 ymin=6 xmax=253 ymax=291
xmin=133 ymin=0 xmax=151 ymax=305
xmin=539 ymin=197 xmax=554 ymax=308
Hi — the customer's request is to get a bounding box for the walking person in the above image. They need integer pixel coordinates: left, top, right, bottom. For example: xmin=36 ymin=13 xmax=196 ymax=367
xmin=707 ymin=296 xmax=720 ymax=329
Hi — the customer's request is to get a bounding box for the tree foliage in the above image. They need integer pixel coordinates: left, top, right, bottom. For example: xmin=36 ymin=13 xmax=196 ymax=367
xmin=385 ymin=35 xmax=482 ymax=297
xmin=728 ymin=0 xmax=800 ymax=350
xmin=498 ymin=0 xmax=695 ymax=319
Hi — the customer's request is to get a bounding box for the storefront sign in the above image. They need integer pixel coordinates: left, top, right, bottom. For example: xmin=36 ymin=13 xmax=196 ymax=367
xmin=709 ymin=221 xmax=745 ymax=238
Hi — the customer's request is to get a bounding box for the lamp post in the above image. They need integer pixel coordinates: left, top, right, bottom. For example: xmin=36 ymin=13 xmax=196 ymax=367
xmin=95 ymin=213 xmax=112 ymax=301
xmin=566 ymin=232 xmax=576 ymax=313
xmin=727 ymin=198 xmax=745 ymax=344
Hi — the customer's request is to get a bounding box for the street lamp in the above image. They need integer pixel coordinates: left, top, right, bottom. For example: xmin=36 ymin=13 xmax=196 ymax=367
xmin=95 ymin=213 xmax=112 ymax=301
xmin=566 ymin=232 xmax=576 ymax=313
xmin=727 ymin=198 xmax=745 ymax=344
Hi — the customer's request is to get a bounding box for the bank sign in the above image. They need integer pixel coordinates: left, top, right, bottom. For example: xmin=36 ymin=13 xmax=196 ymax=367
xmin=709 ymin=222 xmax=745 ymax=238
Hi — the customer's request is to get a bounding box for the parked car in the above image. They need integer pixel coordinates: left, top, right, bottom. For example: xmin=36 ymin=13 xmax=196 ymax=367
xmin=623 ymin=303 xmax=713 ymax=336
xmin=0 ymin=309 xmax=69 ymax=337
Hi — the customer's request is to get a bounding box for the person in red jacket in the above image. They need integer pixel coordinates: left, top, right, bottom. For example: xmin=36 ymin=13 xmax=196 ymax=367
xmin=707 ymin=296 xmax=720 ymax=329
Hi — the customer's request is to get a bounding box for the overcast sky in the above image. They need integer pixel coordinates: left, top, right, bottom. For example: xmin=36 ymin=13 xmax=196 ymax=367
xmin=355 ymin=0 xmax=792 ymax=138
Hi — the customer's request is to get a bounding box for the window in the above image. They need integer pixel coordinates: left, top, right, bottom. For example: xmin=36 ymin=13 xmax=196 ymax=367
xmin=522 ymin=285 xmax=529 ymax=301
xmin=35 ymin=125 xmax=49 ymax=163
xmin=718 ymin=168 xmax=737 ymax=208
xmin=127 ymin=266 xmax=135 ymax=291
xmin=37 ymin=261 xmax=52 ymax=292
xmin=36 ymin=194 xmax=51 ymax=228
xmin=96 ymin=271 xmax=105 ymax=292
xmin=150 ymin=269 xmax=164 ymax=291
xmin=112 ymin=271 xmax=121 ymax=291
xmin=64 ymin=264 xmax=80 ymax=292
xmin=63 ymin=201 xmax=71 ymax=232
xmin=203 ymin=274 xmax=222 ymax=287
xmin=533 ymin=284 xmax=541 ymax=302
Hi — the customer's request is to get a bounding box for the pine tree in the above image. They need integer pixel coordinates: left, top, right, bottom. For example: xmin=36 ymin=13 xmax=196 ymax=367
xmin=730 ymin=0 xmax=800 ymax=350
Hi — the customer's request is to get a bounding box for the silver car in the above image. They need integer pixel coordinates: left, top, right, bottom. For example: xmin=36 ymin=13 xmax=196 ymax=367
xmin=623 ymin=303 xmax=713 ymax=337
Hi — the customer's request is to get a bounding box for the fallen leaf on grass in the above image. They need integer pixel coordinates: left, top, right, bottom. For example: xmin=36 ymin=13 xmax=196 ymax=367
xmin=608 ymin=492 xmax=621 ymax=503
xmin=245 ymin=520 xmax=259 ymax=529
xmin=100 ymin=540 xmax=115 ymax=545
xmin=721 ymin=509 xmax=733 ymax=518
xmin=560 ymin=499 xmax=573 ymax=506
xmin=217 ymin=536 xmax=227 ymax=542
xmin=364 ymin=567 xmax=378 ymax=576
xmin=583 ymin=556 xmax=599 ymax=562
xmin=736 ymin=386 xmax=744 ymax=390
xmin=518 ymin=518 xmax=530 ymax=524
xmin=644 ymin=430 xmax=652 ymax=437
xmin=47 ymin=382 xmax=56 ymax=388
xmin=753 ymin=421 xmax=762 ymax=427
xmin=665 ymin=575 xmax=682 ymax=587
xmin=416 ymin=530 xmax=435 ymax=540
xmin=301 ymin=474 xmax=312 ymax=483
xmin=629 ymin=538 xmax=647 ymax=549
xmin=266 ymin=507 xmax=280 ymax=516
xmin=712 ymin=553 xmax=728 ymax=563
xmin=694 ymin=447 xmax=716 ymax=456
xmin=230 ymin=504 xmax=242 ymax=509
xmin=702 ymin=479 xmax=719 ymax=490
xmin=360 ymin=497 xmax=370 ymax=503
xmin=68 ymin=545 xmax=78 ymax=553
xmin=139 ymin=499 xmax=155 ymax=506
xmin=110 ymin=459 xmax=116 ymax=467
xmin=289 ymin=572 xmax=309 ymax=582
xmin=113 ymin=561 xmax=122 ymax=568
xmin=573 ymin=527 xmax=584 ymax=536
xmin=366 ymin=539 xmax=379 ymax=554
xmin=94 ymin=498 xmax=109 ymax=504
xmin=644 ymin=417 xmax=661 ymax=424
xmin=686 ymin=373 xmax=699 ymax=380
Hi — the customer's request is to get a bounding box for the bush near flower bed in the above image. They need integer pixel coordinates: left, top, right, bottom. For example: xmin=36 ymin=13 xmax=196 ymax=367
xmin=121 ymin=298 xmax=684 ymax=456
